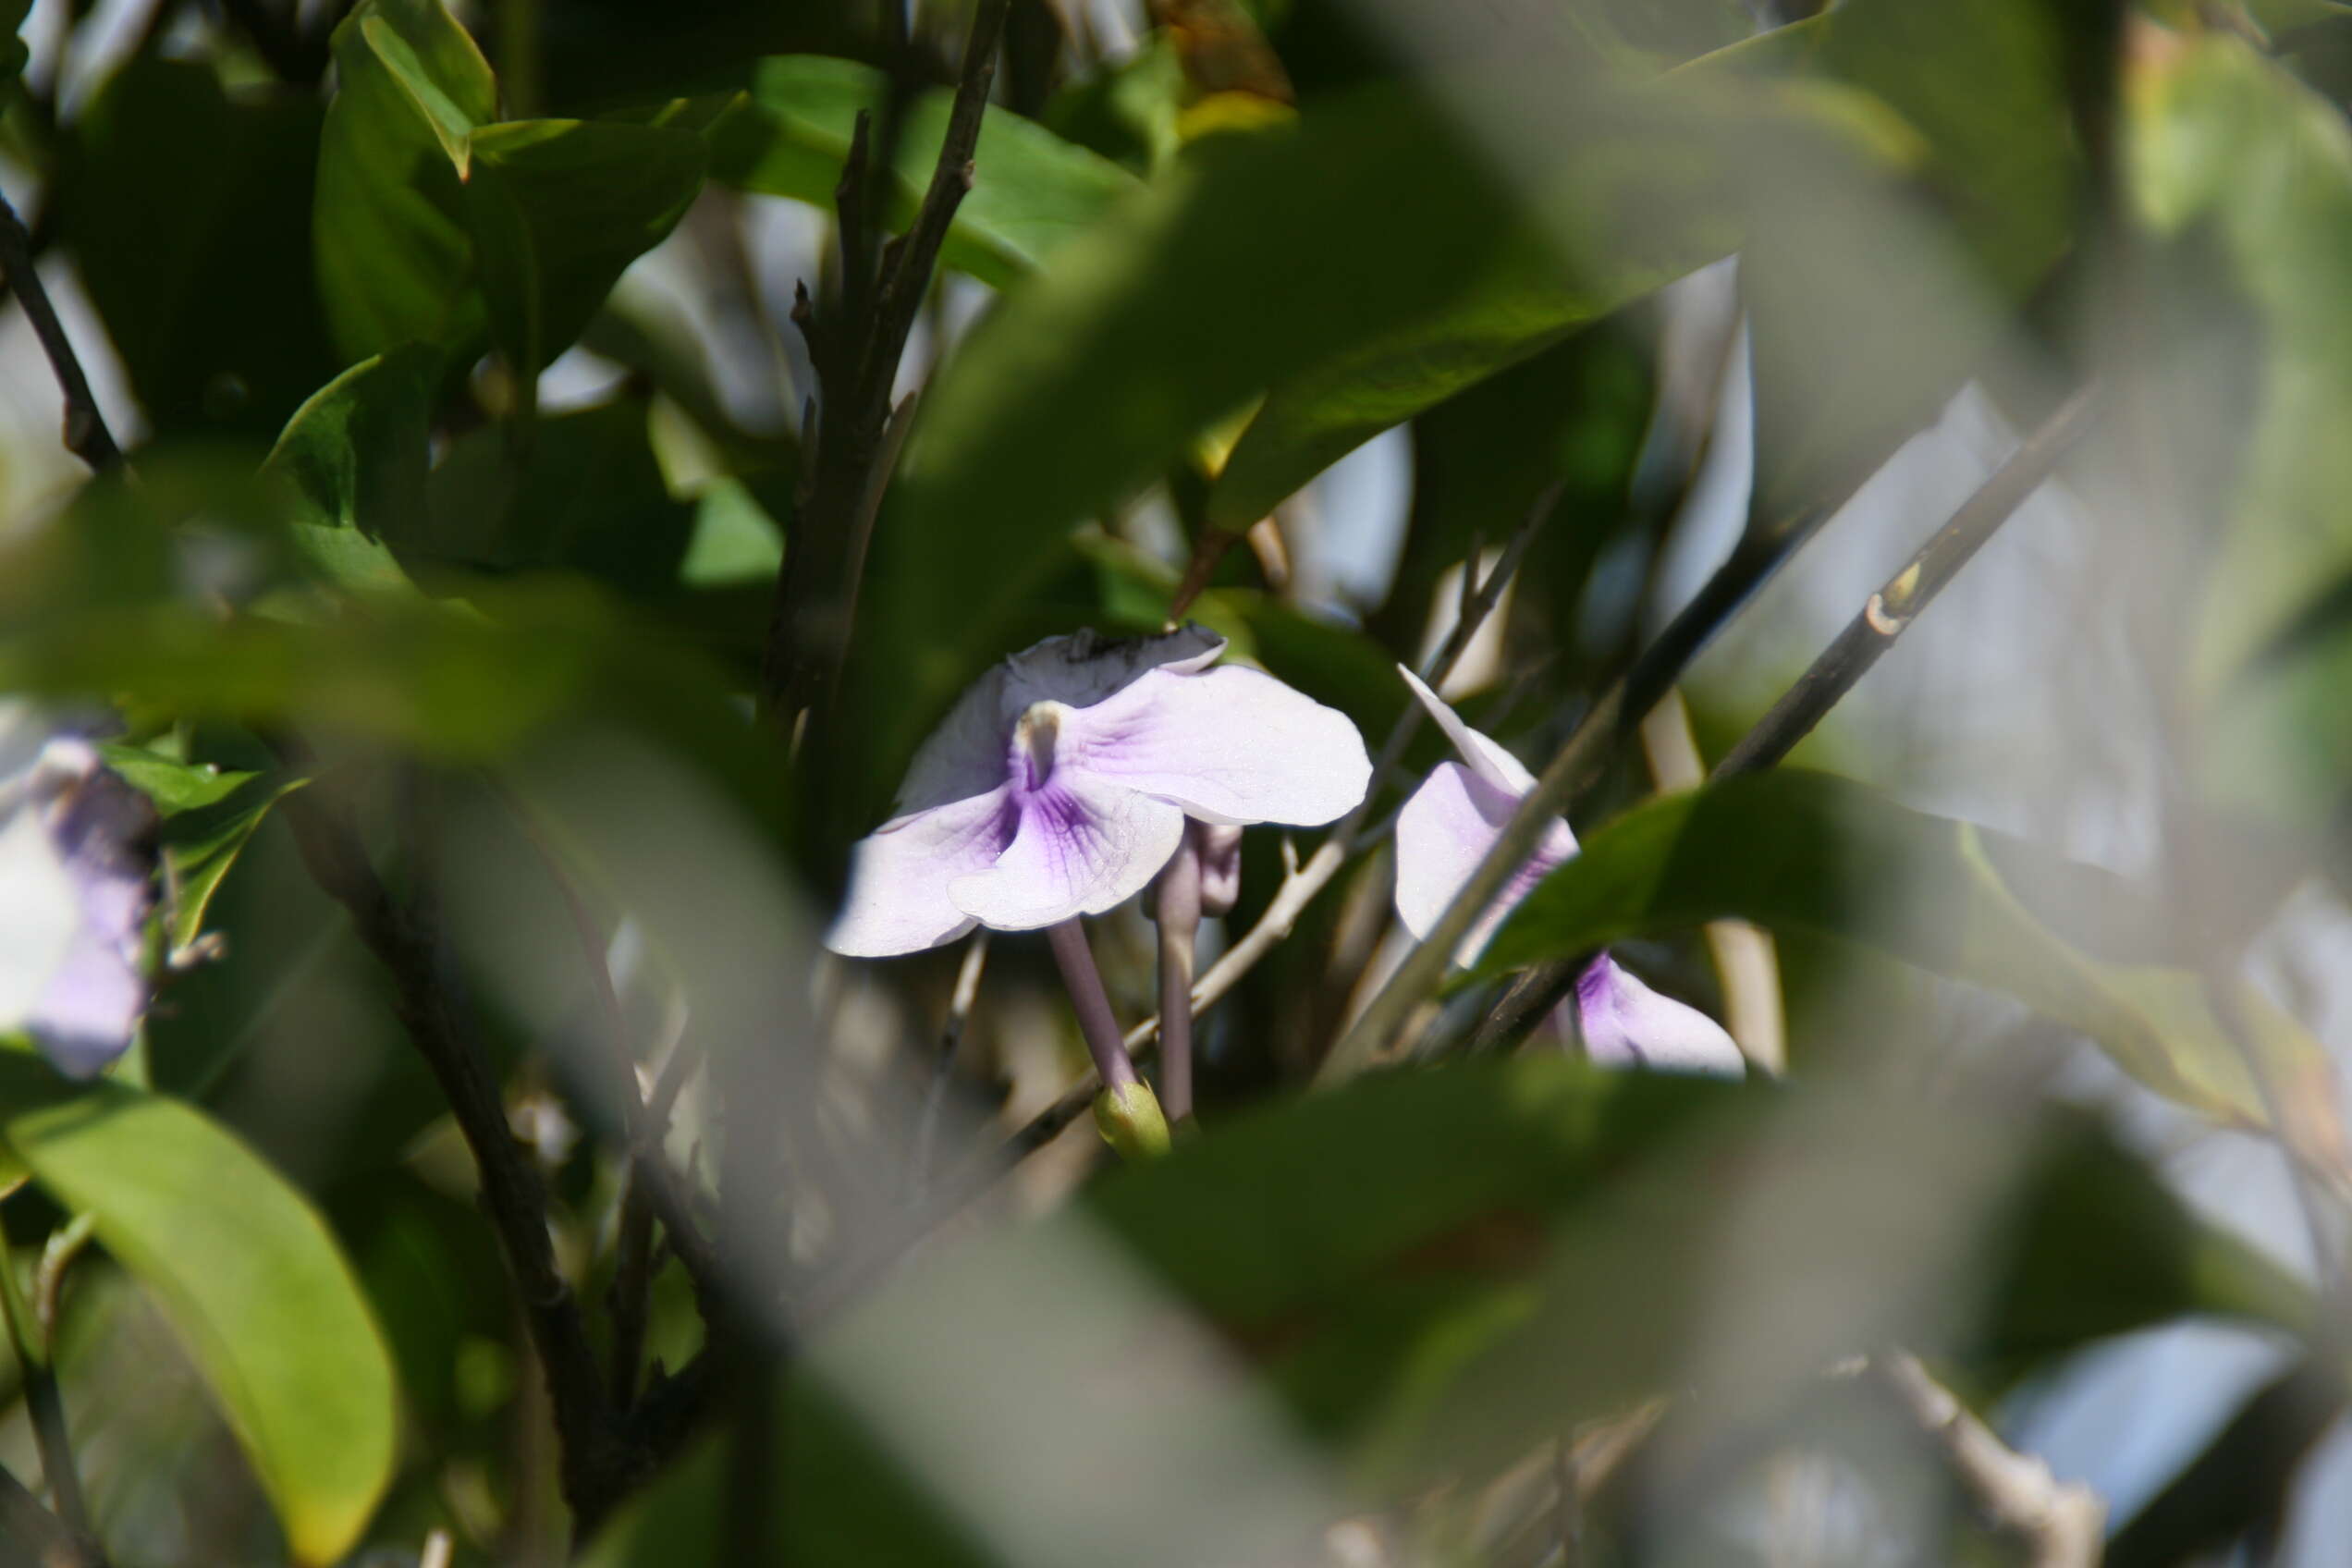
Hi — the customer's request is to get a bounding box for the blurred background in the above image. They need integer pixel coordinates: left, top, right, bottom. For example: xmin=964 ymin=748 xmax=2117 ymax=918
xmin=1 ymin=0 xmax=2350 ymax=1564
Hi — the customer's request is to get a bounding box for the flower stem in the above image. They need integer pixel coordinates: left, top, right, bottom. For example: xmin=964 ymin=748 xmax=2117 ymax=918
xmin=1045 ymin=920 xmax=1138 ymax=1094
xmin=1155 ymin=835 xmax=1204 ymax=1123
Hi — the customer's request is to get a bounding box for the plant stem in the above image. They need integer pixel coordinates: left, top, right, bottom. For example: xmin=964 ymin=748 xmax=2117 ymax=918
xmin=0 ymin=192 xmax=121 ymax=474
xmin=1713 ymin=386 xmax=2100 ymax=777
xmin=1154 ymin=834 xmax=1204 ymax=1123
xmin=1044 ymin=920 xmax=1138 ymax=1094
xmin=1860 ymin=1351 xmax=2104 ymax=1567
xmin=0 ymin=1210 xmax=95 ymax=1556
xmin=761 ymin=0 xmax=1013 ymax=735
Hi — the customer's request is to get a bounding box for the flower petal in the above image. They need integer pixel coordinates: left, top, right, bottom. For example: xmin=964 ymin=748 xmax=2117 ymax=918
xmin=895 ymin=625 xmax=1228 ymax=816
xmin=1397 ymin=666 xmax=1539 ymax=797
xmin=1572 ymin=956 xmax=1745 ymax=1076
xmin=1066 ymin=665 xmax=1371 ymax=827
xmin=0 ymin=806 xmax=83 ymax=1028
xmin=949 ymin=776 xmax=1185 ymax=932
xmin=1191 ymin=822 xmax=1245 ymax=918
xmin=1393 ymin=762 xmax=1576 ymax=963
xmin=827 ymin=790 xmax=1018 ymax=957
xmin=30 ymin=930 xmax=148 ymax=1079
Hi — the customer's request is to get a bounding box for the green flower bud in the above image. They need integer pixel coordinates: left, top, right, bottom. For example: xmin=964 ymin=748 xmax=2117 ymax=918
xmin=1093 ymin=1081 xmax=1172 ymax=1161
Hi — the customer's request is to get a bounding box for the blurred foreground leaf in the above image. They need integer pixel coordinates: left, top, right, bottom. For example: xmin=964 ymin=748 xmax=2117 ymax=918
xmin=711 ymin=55 xmax=1136 ymax=288
xmin=2129 ymin=33 xmax=2352 ymax=831
xmin=593 ymin=1060 xmax=2301 ymax=1563
xmin=1476 ymin=770 xmax=2330 ymax=1132
xmin=0 ymin=1058 xmax=398 ymax=1563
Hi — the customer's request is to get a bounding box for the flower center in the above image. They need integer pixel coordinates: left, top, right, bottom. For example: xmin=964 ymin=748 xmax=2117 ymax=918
xmin=1011 ymin=702 xmax=1066 ymax=792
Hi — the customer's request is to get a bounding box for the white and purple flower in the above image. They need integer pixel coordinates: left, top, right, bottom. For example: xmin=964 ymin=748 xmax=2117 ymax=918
xmin=827 ymin=627 xmax=1371 ymax=957
xmin=1390 ymin=668 xmax=1744 ymax=1075
xmin=0 ymin=713 xmax=156 ymax=1078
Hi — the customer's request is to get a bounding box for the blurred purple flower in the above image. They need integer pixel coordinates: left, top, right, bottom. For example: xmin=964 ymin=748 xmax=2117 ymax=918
xmin=827 ymin=627 xmax=1371 ymax=957
xmin=0 ymin=721 xmax=156 ymax=1078
xmin=1390 ymin=668 xmax=1742 ymax=1075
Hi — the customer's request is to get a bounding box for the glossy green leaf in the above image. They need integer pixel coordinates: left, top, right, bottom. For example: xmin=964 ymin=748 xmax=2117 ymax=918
xmin=463 ymin=117 xmax=705 ymax=397
xmin=709 ymin=55 xmax=1136 ymax=288
xmin=314 ymin=0 xmax=495 ymax=362
xmin=1473 ymin=769 xmax=2329 ymax=1131
xmin=0 ymin=1058 xmax=398 ymax=1562
xmin=260 ymin=347 xmax=437 ymax=597
xmin=65 ymin=56 xmax=337 ymax=440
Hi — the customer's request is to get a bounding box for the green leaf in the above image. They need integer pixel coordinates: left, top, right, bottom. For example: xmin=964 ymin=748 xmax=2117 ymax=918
xmin=91 ymin=744 xmax=301 ymax=954
xmin=314 ymin=0 xmax=495 ymax=362
xmin=260 ymin=348 xmax=438 ymax=597
xmin=709 ymin=55 xmax=1137 ymax=288
xmin=0 ymin=1059 xmax=398 ymax=1563
xmin=65 ymin=56 xmax=338 ymax=440
xmin=462 ymin=117 xmax=706 ymax=399
xmin=1472 ymin=769 xmax=2328 ymax=1131
xmin=422 ymin=396 xmax=694 ymax=595
xmin=1203 ymin=142 xmax=1733 ymax=533
xmin=164 ymin=777 xmax=306 ymax=955
xmin=93 ymin=744 xmax=251 ymax=816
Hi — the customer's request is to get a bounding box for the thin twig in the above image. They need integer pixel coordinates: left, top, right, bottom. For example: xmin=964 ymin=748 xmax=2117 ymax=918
xmin=761 ymin=0 xmax=1012 ymax=733
xmin=1713 ymin=386 xmax=2100 ymax=776
xmin=1862 ymin=1351 xmax=2104 ymax=1567
xmin=1001 ymin=488 xmax=1560 ymax=1157
xmin=0 ymin=193 xmax=121 ymax=474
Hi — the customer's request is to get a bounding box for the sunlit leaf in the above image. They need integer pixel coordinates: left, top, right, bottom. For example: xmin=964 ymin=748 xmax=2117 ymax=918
xmin=0 ymin=1059 xmax=398 ymax=1563
xmin=314 ymin=0 xmax=496 ymax=363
